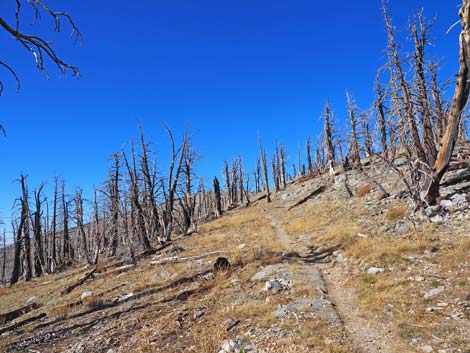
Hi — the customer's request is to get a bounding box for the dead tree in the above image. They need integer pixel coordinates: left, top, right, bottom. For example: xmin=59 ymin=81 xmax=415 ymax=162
xmin=254 ymin=159 xmax=261 ymax=193
xmin=238 ymin=156 xmax=244 ymax=203
xmin=1 ymin=229 xmax=6 ymax=286
xmin=19 ymin=176 xmax=32 ymax=281
xmin=161 ymin=127 xmax=188 ymax=242
xmin=383 ymin=1 xmax=426 ymax=162
xmin=259 ymin=137 xmax=271 ymax=203
xmin=424 ymin=0 xmax=470 ymax=203
xmin=279 ymin=144 xmax=287 ymax=188
xmin=223 ymin=161 xmax=232 ymax=207
xmin=411 ymin=12 xmax=438 ymax=165
xmin=180 ymin=140 xmax=197 ymax=236
xmin=75 ymin=189 xmax=92 ymax=264
xmin=139 ymin=129 xmax=160 ymax=242
xmin=213 ymin=177 xmax=222 ymax=217
xmin=271 ymin=154 xmax=280 ymax=192
xmin=123 ymin=142 xmax=152 ymax=250
xmin=346 ymin=91 xmax=361 ymax=167
xmin=306 ymin=137 xmax=313 ymax=174
xmin=323 ymin=101 xmax=336 ymax=174
xmin=61 ymin=180 xmax=72 ymax=263
xmin=0 ymin=0 xmax=81 ymax=95
xmin=32 ymin=183 xmax=45 ymax=277
xmin=429 ymin=63 xmax=446 ymax=139
xmin=50 ymin=177 xmax=58 ymax=272
xmin=10 ymin=217 xmax=23 ymax=285
xmin=375 ymin=74 xmax=388 ymax=156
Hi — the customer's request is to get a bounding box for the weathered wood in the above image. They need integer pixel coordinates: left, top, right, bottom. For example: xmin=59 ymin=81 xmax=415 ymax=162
xmin=0 ymin=312 xmax=46 ymax=335
xmin=288 ymin=185 xmax=327 ymax=211
xmin=149 ymin=251 xmax=227 ymax=266
xmin=0 ymin=302 xmax=41 ymax=325
xmin=424 ymin=0 xmax=470 ymax=203
xmin=61 ymin=267 xmax=97 ymax=295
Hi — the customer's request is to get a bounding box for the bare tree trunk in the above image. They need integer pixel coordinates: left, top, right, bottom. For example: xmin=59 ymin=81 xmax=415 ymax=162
xmin=411 ymin=13 xmax=437 ymax=165
xmin=346 ymin=91 xmax=361 ymax=167
xmin=213 ymin=177 xmax=222 ymax=217
xmin=51 ymin=177 xmax=58 ymax=272
xmin=223 ymin=161 xmax=232 ymax=207
xmin=61 ymin=181 xmax=72 ymax=263
xmin=323 ymin=102 xmax=336 ymax=174
xmin=20 ymin=176 xmax=32 ymax=282
xmin=375 ymin=75 xmax=388 ymax=157
xmin=306 ymin=137 xmax=313 ymax=174
xmin=383 ymin=1 xmax=426 ymax=162
xmin=33 ymin=184 xmax=45 ymax=277
xmin=424 ymin=0 xmax=470 ymax=204
xmin=430 ymin=63 xmax=446 ymax=139
xmin=2 ymin=229 xmax=6 ymax=286
xmin=11 ymin=210 xmax=25 ymax=285
xmin=259 ymin=137 xmax=271 ymax=203
xmin=75 ymin=189 xmax=92 ymax=264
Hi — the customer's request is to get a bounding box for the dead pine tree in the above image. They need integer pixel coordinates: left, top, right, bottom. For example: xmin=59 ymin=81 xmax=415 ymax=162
xmin=346 ymin=91 xmax=362 ymax=168
xmin=411 ymin=11 xmax=438 ymax=165
xmin=383 ymin=0 xmax=426 ymax=162
xmin=139 ymin=129 xmax=160 ymax=242
xmin=62 ymin=180 xmax=73 ymax=264
xmin=375 ymin=73 xmax=388 ymax=157
xmin=322 ymin=101 xmax=336 ymax=176
xmin=424 ymin=0 xmax=470 ymax=204
xmin=180 ymin=139 xmax=198 ymax=236
xmin=50 ymin=177 xmax=58 ymax=273
xmin=19 ymin=176 xmax=33 ymax=281
xmin=32 ymin=183 xmax=45 ymax=277
xmin=161 ymin=127 xmax=188 ymax=242
xmin=1 ymin=228 xmax=6 ymax=286
xmin=213 ymin=177 xmax=222 ymax=217
xmin=258 ymin=137 xmax=271 ymax=203
xmin=254 ymin=159 xmax=261 ymax=193
xmin=223 ymin=161 xmax=232 ymax=208
xmin=75 ymin=189 xmax=93 ymax=264
xmin=306 ymin=137 xmax=313 ymax=174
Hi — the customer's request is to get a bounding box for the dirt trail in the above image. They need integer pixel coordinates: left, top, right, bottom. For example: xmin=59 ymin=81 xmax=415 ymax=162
xmin=266 ymin=209 xmax=400 ymax=353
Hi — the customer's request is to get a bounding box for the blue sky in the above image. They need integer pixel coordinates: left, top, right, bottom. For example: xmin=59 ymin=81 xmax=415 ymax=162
xmin=0 ymin=0 xmax=462 ymax=239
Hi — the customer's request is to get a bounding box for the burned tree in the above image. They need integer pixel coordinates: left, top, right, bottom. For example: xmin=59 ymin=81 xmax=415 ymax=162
xmin=323 ymin=101 xmax=336 ymax=174
xmin=424 ymin=0 xmax=470 ymax=203
xmin=0 ymin=0 xmax=81 ymax=95
xmin=259 ymin=137 xmax=271 ymax=203
xmin=213 ymin=177 xmax=222 ymax=218
xmin=346 ymin=91 xmax=361 ymax=167
xmin=32 ymin=183 xmax=45 ymax=277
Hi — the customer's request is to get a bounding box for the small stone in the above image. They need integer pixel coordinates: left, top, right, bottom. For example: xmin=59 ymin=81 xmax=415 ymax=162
xmin=414 ymin=276 xmax=425 ymax=282
xmin=220 ymin=339 xmax=236 ymax=352
xmin=27 ymin=296 xmax=38 ymax=304
xmin=237 ymin=243 xmax=247 ymax=250
xmin=439 ymin=199 xmax=452 ymax=209
xmin=367 ymin=267 xmax=385 ymax=275
xmin=424 ymin=287 xmax=443 ymax=300
xmin=193 ymin=307 xmax=205 ymax=320
xmin=357 ymin=232 xmax=368 ymax=238
xmin=419 ymin=344 xmax=433 ymax=352
xmin=81 ymin=291 xmax=93 ymax=300
xmin=429 ymin=215 xmax=443 ymax=223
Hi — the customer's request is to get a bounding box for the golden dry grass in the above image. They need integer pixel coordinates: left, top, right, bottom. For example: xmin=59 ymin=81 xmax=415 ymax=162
xmin=355 ymin=184 xmax=371 ymax=197
xmin=385 ymin=207 xmax=408 ymax=222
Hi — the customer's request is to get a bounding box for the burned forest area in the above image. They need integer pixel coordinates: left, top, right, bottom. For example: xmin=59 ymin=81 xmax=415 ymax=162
xmin=1 ymin=1 xmax=470 ymax=353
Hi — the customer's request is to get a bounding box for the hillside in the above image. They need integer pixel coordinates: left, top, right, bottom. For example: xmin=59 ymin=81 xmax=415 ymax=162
xmin=1 ymin=151 xmax=470 ymax=353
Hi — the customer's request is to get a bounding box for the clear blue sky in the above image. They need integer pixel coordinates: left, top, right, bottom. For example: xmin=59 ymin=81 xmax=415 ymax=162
xmin=0 ymin=0 xmax=461 ymax=239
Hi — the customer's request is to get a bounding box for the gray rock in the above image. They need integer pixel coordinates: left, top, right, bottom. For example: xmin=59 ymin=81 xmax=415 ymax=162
xmin=439 ymin=199 xmax=452 ymax=209
xmin=367 ymin=267 xmax=385 ymax=275
xmin=419 ymin=344 xmax=433 ymax=352
xmin=220 ymin=339 xmax=237 ymax=352
xmin=424 ymin=287 xmax=443 ymax=300
xmin=81 ymin=291 xmax=93 ymax=300
xmin=193 ymin=307 xmax=205 ymax=320
xmin=429 ymin=215 xmax=443 ymax=223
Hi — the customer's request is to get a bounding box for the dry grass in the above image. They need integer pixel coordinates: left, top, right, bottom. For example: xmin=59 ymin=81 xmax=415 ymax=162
xmin=355 ymin=184 xmax=371 ymax=197
xmin=385 ymin=207 xmax=407 ymax=222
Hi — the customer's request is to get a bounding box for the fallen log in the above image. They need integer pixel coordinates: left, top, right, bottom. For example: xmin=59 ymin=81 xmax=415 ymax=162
xmin=0 ymin=312 xmax=47 ymax=335
xmin=441 ymin=172 xmax=470 ymax=187
xmin=61 ymin=267 xmax=97 ymax=295
xmin=149 ymin=251 xmax=228 ymax=266
xmin=288 ymin=185 xmax=327 ymax=210
xmin=0 ymin=302 xmax=41 ymax=325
